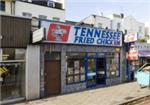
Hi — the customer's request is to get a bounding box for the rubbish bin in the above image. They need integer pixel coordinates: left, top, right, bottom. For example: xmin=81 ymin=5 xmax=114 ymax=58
xmin=135 ymin=63 xmax=150 ymax=88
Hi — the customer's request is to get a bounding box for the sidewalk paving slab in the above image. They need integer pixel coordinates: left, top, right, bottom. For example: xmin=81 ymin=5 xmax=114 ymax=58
xmin=14 ymin=82 xmax=150 ymax=105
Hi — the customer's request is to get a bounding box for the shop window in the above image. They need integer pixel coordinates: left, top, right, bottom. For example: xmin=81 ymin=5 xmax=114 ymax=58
xmin=66 ymin=53 xmax=85 ymax=84
xmin=0 ymin=48 xmax=25 ymax=101
xmin=106 ymin=52 xmax=120 ymax=78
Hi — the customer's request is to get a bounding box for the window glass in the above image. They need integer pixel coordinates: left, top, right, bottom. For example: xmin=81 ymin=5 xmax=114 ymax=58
xmin=0 ymin=1 xmax=5 ymax=11
xmin=106 ymin=52 xmax=119 ymax=78
xmin=117 ymin=23 xmax=121 ymax=30
xmin=66 ymin=53 xmax=85 ymax=84
xmin=0 ymin=48 xmax=25 ymax=101
xmin=22 ymin=12 xmax=32 ymax=18
xmin=39 ymin=15 xmax=47 ymax=19
xmin=52 ymin=17 xmax=60 ymax=21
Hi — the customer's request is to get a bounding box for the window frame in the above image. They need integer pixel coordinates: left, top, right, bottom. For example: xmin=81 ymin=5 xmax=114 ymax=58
xmin=0 ymin=1 xmax=5 ymax=11
xmin=66 ymin=53 xmax=86 ymax=85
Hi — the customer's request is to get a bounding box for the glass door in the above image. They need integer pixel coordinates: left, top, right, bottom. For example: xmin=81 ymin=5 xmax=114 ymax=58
xmin=86 ymin=58 xmax=96 ymax=87
xmin=96 ymin=58 xmax=106 ymax=84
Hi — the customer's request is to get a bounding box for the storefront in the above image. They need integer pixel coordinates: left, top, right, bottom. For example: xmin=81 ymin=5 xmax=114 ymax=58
xmin=0 ymin=15 xmax=31 ymax=104
xmin=126 ymin=43 xmax=150 ymax=81
xmin=37 ymin=20 xmax=123 ymax=96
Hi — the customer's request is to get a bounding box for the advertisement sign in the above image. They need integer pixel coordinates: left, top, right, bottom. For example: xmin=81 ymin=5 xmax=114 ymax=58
xmin=127 ymin=47 xmax=138 ymax=60
xmin=32 ymin=27 xmax=45 ymax=43
xmin=135 ymin=43 xmax=150 ymax=57
xmin=41 ymin=21 xmax=122 ymax=46
xmin=124 ymin=32 xmax=137 ymax=43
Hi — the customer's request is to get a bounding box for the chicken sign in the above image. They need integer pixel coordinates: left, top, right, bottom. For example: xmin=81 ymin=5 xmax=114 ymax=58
xmin=48 ymin=23 xmax=70 ymax=42
xmin=41 ymin=21 xmax=122 ymax=46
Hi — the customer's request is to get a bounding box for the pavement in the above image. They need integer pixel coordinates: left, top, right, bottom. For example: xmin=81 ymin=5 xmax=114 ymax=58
xmin=14 ymin=82 xmax=150 ymax=105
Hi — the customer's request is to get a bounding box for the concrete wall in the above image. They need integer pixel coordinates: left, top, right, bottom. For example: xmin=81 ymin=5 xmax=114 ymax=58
xmin=15 ymin=1 xmax=65 ymax=22
xmin=26 ymin=45 xmax=40 ymax=100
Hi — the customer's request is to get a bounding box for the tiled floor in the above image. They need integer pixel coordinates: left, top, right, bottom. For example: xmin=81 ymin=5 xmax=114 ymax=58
xmin=14 ymin=82 xmax=150 ymax=105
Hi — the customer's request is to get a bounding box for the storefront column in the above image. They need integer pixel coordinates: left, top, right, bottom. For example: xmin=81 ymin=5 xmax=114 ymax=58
xmin=61 ymin=51 xmax=67 ymax=93
xmin=120 ymin=48 xmax=124 ymax=82
xmin=26 ymin=45 xmax=40 ymax=100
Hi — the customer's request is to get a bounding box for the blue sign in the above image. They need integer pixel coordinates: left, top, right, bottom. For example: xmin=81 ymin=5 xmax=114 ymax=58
xmin=73 ymin=26 xmax=122 ymax=46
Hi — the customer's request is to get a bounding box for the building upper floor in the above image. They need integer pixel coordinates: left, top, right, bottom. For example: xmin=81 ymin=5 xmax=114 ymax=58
xmin=0 ymin=0 xmax=65 ymax=22
xmin=122 ymin=16 xmax=145 ymax=39
xmin=78 ymin=13 xmax=145 ymax=39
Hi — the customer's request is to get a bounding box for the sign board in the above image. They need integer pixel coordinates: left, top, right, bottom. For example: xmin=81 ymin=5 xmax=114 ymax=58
xmin=41 ymin=21 xmax=122 ymax=46
xmin=124 ymin=32 xmax=137 ymax=43
xmin=32 ymin=27 xmax=45 ymax=43
xmin=135 ymin=43 xmax=150 ymax=57
xmin=127 ymin=46 xmax=138 ymax=60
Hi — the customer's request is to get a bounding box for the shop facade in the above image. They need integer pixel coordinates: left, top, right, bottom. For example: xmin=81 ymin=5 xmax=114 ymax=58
xmin=37 ymin=20 xmax=124 ymax=96
xmin=0 ymin=15 xmax=31 ymax=104
xmin=126 ymin=42 xmax=150 ymax=81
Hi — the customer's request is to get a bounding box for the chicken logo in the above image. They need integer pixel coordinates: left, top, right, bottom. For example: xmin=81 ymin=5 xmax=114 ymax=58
xmin=47 ymin=23 xmax=70 ymax=42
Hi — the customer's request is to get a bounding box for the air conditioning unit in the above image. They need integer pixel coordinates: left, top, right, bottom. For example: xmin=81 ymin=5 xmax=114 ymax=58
xmin=47 ymin=0 xmax=55 ymax=7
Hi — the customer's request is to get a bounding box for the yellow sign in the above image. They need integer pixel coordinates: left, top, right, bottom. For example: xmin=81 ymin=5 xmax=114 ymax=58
xmin=0 ymin=67 xmax=9 ymax=75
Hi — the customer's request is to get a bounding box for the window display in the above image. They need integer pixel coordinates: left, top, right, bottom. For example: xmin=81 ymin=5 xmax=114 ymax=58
xmin=0 ymin=48 xmax=25 ymax=101
xmin=66 ymin=53 xmax=85 ymax=84
xmin=106 ymin=53 xmax=120 ymax=78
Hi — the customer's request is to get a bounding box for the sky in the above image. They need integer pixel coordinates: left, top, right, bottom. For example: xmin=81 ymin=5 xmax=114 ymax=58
xmin=65 ymin=0 xmax=150 ymax=23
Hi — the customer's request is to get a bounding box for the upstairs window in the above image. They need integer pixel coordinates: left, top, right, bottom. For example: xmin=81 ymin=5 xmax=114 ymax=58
xmin=0 ymin=1 xmax=5 ymax=11
xmin=98 ymin=23 xmax=102 ymax=28
xmin=22 ymin=12 xmax=32 ymax=18
xmin=52 ymin=17 xmax=60 ymax=21
xmin=47 ymin=0 xmax=55 ymax=7
xmin=139 ymin=26 xmax=142 ymax=33
xmin=117 ymin=23 xmax=121 ymax=30
xmin=39 ymin=15 xmax=47 ymax=19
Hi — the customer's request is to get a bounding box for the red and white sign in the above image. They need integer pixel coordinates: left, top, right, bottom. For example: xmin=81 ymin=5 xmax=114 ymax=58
xmin=41 ymin=21 xmax=122 ymax=46
xmin=127 ymin=47 xmax=138 ymax=60
xmin=124 ymin=32 xmax=137 ymax=43
xmin=47 ymin=23 xmax=71 ymax=42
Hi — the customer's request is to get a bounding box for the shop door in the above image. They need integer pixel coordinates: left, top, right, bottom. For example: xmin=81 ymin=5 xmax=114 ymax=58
xmin=86 ymin=58 xmax=97 ymax=88
xmin=44 ymin=60 xmax=61 ymax=96
xmin=96 ymin=58 xmax=106 ymax=84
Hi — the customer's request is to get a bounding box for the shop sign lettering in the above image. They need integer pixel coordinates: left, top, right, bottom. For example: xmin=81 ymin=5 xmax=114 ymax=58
xmin=41 ymin=22 xmax=122 ymax=46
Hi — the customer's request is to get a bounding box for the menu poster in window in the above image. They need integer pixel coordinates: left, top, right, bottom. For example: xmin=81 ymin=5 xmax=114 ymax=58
xmin=68 ymin=68 xmax=73 ymax=75
xmin=74 ymin=61 xmax=79 ymax=70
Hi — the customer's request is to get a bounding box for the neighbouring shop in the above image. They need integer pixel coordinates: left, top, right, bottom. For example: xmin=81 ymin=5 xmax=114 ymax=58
xmin=36 ymin=20 xmax=123 ymax=96
xmin=126 ymin=42 xmax=150 ymax=81
xmin=0 ymin=15 xmax=31 ymax=104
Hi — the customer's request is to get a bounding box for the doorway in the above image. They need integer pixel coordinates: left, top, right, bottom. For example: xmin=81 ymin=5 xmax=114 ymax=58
xmin=96 ymin=58 xmax=106 ymax=84
xmin=44 ymin=52 xmax=61 ymax=96
xmin=86 ymin=55 xmax=106 ymax=88
xmin=86 ymin=58 xmax=97 ymax=87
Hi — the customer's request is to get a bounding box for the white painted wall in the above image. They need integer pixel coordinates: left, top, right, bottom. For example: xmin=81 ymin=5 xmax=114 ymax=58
xmin=122 ymin=16 xmax=145 ymax=39
xmin=26 ymin=45 xmax=40 ymax=100
xmin=145 ymin=21 xmax=150 ymax=36
xmin=15 ymin=1 xmax=65 ymax=22
xmin=95 ymin=16 xmax=111 ymax=29
xmin=82 ymin=15 xmax=95 ymax=25
xmin=82 ymin=15 xmax=111 ymax=29
xmin=0 ymin=1 xmax=12 ymax=15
